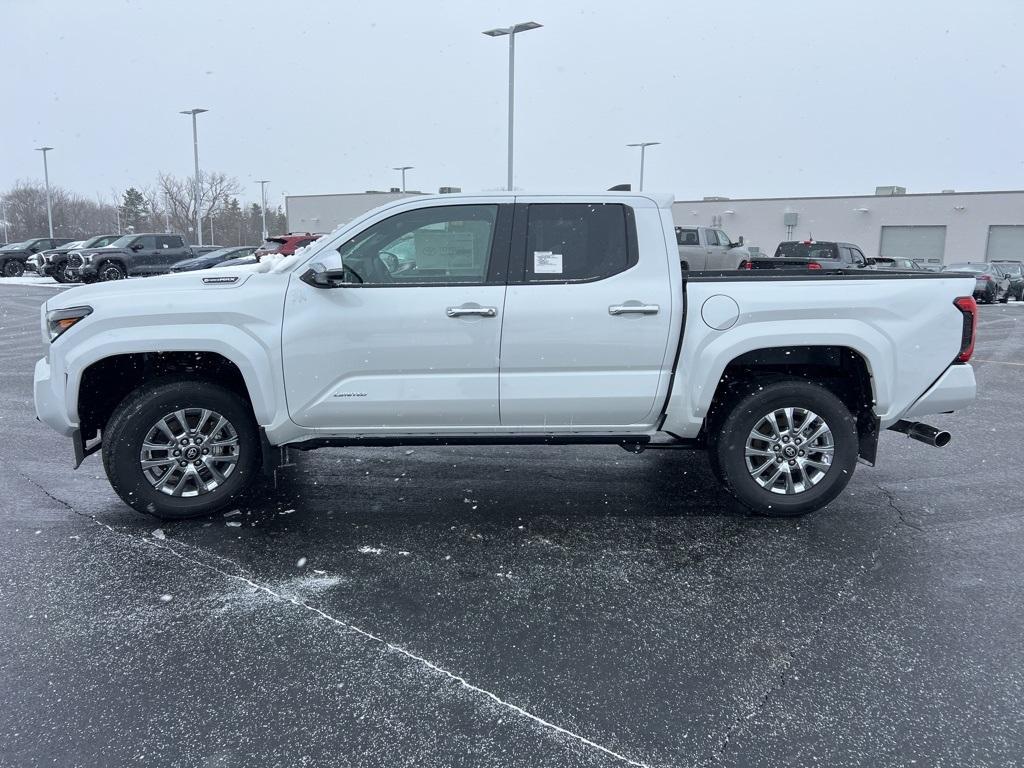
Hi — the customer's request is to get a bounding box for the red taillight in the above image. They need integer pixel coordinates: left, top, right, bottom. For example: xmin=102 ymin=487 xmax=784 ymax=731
xmin=807 ymin=262 xmax=822 ymax=270
xmin=740 ymin=260 xmax=752 ymax=270
xmin=953 ymin=296 xmax=977 ymax=363
xmin=978 ymin=274 xmax=991 ymax=281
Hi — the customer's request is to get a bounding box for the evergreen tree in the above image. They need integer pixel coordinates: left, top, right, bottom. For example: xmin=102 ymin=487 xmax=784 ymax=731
xmin=119 ymin=187 xmax=149 ymax=232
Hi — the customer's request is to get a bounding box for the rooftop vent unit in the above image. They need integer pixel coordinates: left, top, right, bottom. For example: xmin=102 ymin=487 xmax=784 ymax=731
xmin=439 ymin=186 xmax=462 ymax=194
xmin=874 ymin=185 xmax=906 ymax=196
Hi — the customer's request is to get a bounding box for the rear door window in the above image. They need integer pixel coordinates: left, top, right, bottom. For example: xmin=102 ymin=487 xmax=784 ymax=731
xmin=523 ymin=203 xmax=635 ymax=282
xmin=676 ymin=228 xmax=700 ymax=246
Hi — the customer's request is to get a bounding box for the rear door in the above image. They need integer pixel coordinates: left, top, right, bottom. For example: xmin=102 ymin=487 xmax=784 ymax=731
xmin=675 ymin=227 xmax=707 ymax=270
xmin=155 ymin=235 xmax=185 ymax=272
xmin=498 ymin=198 xmax=674 ymax=428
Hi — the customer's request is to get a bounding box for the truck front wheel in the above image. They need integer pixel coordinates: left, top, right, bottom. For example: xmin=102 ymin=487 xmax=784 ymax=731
xmin=102 ymin=380 xmax=260 ymax=519
xmin=710 ymin=380 xmax=858 ymax=517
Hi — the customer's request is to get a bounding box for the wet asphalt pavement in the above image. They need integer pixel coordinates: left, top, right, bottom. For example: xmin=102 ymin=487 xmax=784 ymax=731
xmin=1 ymin=281 xmax=1022 ymax=768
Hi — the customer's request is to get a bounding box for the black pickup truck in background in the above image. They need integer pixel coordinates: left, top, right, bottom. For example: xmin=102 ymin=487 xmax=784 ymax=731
xmin=33 ymin=234 xmax=120 ymax=282
xmin=66 ymin=234 xmax=223 ymax=282
xmin=0 ymin=237 xmax=77 ymax=277
xmin=739 ymin=240 xmax=869 ymax=271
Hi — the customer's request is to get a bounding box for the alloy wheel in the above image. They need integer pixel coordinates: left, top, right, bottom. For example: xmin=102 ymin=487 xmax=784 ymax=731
xmin=744 ymin=407 xmax=835 ymax=495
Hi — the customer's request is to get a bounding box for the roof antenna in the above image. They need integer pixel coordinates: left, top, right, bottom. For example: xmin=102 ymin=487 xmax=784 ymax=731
xmin=607 ymin=183 xmax=631 ymax=191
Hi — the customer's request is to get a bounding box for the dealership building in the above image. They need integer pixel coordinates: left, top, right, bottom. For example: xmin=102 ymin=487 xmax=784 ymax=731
xmin=286 ymin=186 xmax=1024 ymax=265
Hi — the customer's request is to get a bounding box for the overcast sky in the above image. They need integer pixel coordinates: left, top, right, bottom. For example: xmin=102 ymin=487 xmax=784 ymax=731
xmin=4 ymin=0 xmax=1022 ymax=205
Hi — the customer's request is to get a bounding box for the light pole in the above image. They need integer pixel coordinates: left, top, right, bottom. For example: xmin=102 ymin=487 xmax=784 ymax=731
xmin=255 ymin=180 xmax=270 ymax=239
xmin=626 ymin=142 xmax=660 ymax=192
xmin=392 ymin=166 xmax=413 ymax=193
xmin=483 ymin=21 xmax=542 ymax=191
xmin=35 ymin=147 xmax=55 ymax=237
xmin=180 ymin=108 xmax=208 ymax=245
xmin=1 ymin=200 xmax=8 ymax=243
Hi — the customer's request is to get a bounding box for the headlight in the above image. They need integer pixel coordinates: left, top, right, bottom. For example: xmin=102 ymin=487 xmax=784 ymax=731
xmin=84 ymin=252 xmax=97 ymax=262
xmin=46 ymin=306 xmax=92 ymax=342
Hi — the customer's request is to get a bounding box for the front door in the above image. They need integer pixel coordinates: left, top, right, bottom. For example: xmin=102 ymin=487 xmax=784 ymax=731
xmin=281 ymin=201 xmax=512 ymax=431
xmin=499 ymin=199 xmax=675 ymax=428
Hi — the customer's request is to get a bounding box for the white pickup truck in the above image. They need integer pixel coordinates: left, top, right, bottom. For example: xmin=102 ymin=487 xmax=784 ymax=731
xmin=675 ymin=225 xmax=753 ymax=270
xmin=34 ymin=193 xmax=978 ymax=520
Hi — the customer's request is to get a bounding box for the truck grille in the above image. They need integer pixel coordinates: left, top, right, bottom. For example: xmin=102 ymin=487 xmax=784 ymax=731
xmin=68 ymin=254 xmax=83 ymax=268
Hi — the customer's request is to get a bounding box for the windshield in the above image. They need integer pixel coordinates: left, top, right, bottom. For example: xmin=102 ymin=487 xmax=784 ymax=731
xmin=0 ymin=241 xmax=27 ymax=250
xmin=104 ymin=234 xmax=138 ymax=248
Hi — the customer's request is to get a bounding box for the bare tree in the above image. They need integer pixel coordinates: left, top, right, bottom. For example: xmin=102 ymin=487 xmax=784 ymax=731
xmin=157 ymin=171 xmax=242 ymax=244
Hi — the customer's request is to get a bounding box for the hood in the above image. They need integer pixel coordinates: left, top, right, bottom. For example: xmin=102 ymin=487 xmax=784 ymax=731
xmin=46 ymin=269 xmax=260 ymax=311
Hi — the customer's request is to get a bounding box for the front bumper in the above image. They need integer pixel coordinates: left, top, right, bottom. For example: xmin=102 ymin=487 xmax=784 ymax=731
xmin=66 ymin=262 xmax=98 ymax=279
xmin=900 ymin=363 xmax=976 ymax=421
xmin=34 ymin=357 xmax=77 ymax=437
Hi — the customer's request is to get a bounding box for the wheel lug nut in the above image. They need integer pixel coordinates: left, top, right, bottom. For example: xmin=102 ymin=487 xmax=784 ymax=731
xmin=776 ymin=457 xmax=783 ymax=463
xmin=773 ymin=444 xmax=781 ymax=451
xmin=782 ymin=436 xmax=790 ymax=442
xmin=178 ymin=461 xmax=187 ymax=467
xmin=173 ymin=450 xmax=181 ymax=457
xmin=798 ymin=450 xmax=805 ymax=456
xmin=788 ymin=459 xmax=796 ymax=466
xmin=194 ymin=460 xmax=202 ymax=466
xmin=202 ymin=448 xmax=209 ymax=454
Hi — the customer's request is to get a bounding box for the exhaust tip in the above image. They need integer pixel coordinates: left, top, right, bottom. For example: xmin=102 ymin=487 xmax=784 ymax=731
xmin=933 ymin=430 xmax=952 ymax=448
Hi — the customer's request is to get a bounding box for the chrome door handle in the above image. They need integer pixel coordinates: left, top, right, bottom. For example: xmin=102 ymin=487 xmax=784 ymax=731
xmin=447 ymin=306 xmax=497 ymax=318
xmin=608 ymin=304 xmax=660 ymax=316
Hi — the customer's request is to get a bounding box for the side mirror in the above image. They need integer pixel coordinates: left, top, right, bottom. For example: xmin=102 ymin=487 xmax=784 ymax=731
xmin=737 ymin=236 xmax=744 ymax=246
xmin=130 ymin=242 xmax=144 ymax=251
xmin=1006 ymin=273 xmax=1012 ymax=280
xmin=300 ymin=263 xmax=360 ymax=288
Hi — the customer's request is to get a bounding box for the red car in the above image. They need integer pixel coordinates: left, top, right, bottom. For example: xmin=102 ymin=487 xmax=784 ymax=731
xmin=254 ymin=233 xmax=323 ymax=260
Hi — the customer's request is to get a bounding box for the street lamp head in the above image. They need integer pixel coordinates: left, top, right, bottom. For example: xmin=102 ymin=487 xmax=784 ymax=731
xmin=35 ymin=146 xmax=54 ymax=152
xmin=393 ymin=166 xmax=414 ymax=172
xmin=627 ymin=142 xmax=660 ymax=148
xmin=255 ymin=179 xmax=270 ymax=185
xmin=180 ymin=108 xmax=208 ymax=116
xmin=483 ymin=21 xmax=542 ymax=36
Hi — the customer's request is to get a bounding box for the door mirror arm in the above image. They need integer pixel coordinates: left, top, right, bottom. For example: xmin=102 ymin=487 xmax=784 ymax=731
xmin=300 ymin=266 xmax=359 ymax=289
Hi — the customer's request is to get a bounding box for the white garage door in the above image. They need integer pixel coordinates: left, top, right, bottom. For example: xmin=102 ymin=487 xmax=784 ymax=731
xmin=879 ymin=226 xmax=947 ymax=264
xmin=986 ymin=226 xmax=1024 ymax=261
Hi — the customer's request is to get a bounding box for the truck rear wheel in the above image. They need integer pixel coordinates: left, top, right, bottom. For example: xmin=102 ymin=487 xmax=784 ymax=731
xmin=710 ymin=379 xmax=858 ymax=517
xmin=102 ymin=380 xmax=260 ymax=519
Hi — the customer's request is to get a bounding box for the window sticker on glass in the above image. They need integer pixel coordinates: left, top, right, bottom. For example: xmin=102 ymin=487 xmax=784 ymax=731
xmin=534 ymin=251 xmax=563 ymax=274
xmin=415 ymin=231 xmax=478 ymax=271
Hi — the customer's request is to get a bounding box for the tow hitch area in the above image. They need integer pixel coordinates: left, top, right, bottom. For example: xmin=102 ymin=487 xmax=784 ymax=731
xmin=888 ymin=420 xmax=952 ymax=447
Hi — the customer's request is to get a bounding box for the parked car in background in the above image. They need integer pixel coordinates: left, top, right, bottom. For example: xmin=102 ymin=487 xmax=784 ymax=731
xmin=913 ymin=261 xmax=943 ymax=272
xmin=66 ymin=234 xmax=222 ymax=282
xmin=674 ymin=226 xmax=754 ymax=270
xmin=942 ymin=263 xmax=1010 ymax=304
xmin=740 ymin=240 xmax=869 ymax=270
xmin=991 ymin=260 xmax=1024 ymax=300
xmin=866 ymin=256 xmax=924 ymax=271
xmin=170 ymin=246 xmax=257 ymax=273
xmin=0 ymin=237 xmax=76 ymax=277
xmin=31 ymin=234 xmax=120 ymax=283
xmin=255 ymin=233 xmax=323 ymax=261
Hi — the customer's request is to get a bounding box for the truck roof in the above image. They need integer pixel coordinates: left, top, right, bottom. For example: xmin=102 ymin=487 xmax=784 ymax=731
xmin=400 ymin=191 xmax=676 ymax=209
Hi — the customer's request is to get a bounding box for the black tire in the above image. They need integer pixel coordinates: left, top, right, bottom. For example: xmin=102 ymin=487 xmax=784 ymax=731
xmin=102 ymin=380 xmax=260 ymax=519
xmin=709 ymin=379 xmax=858 ymax=517
xmin=98 ymin=261 xmax=126 ymax=281
xmin=52 ymin=260 xmax=71 ymax=284
xmin=2 ymin=259 xmax=25 ymax=277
